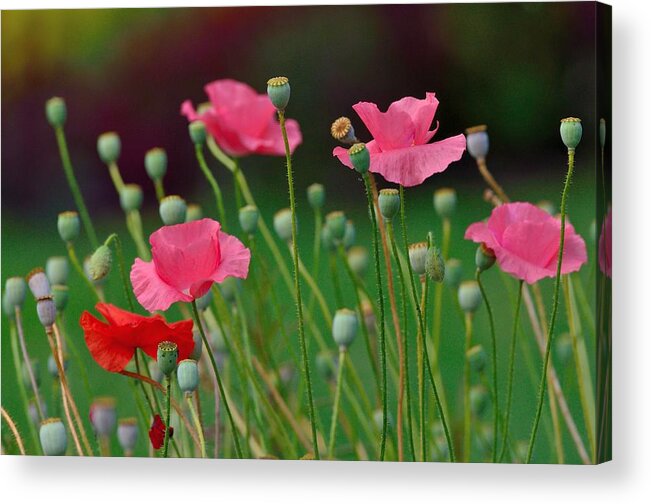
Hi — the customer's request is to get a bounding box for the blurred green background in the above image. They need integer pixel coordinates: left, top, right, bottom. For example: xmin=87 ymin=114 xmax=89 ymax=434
xmin=2 ymin=3 xmax=600 ymax=461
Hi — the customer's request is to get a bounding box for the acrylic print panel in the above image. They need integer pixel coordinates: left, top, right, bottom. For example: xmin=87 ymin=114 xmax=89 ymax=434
xmin=1 ymin=2 xmax=611 ymax=464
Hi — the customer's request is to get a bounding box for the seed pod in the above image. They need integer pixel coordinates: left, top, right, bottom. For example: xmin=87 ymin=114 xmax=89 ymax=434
xmin=97 ymin=132 xmax=121 ymax=164
xmin=159 ymin=195 xmax=187 ymax=225
xmin=307 ymin=183 xmax=325 ymax=209
xmin=40 ymin=418 xmax=67 ymax=456
xmin=444 ymin=258 xmax=463 ymax=289
xmin=465 ymin=125 xmax=489 ymax=160
xmin=332 ymin=308 xmax=358 ymax=349
xmin=433 ymin=188 xmax=457 ymax=219
xmin=27 ymin=268 xmax=51 ymax=298
xmin=378 ymin=189 xmax=400 ymax=221
xmin=266 ymin=76 xmax=291 ymax=111
xmin=273 ymin=208 xmax=293 ymax=243
xmin=189 ymin=120 xmax=207 ymax=145
xmin=57 ymin=211 xmax=80 ymax=242
xmin=157 ymin=341 xmax=178 ymax=376
xmin=347 ymin=246 xmax=369 ymax=277
xmin=177 ymin=359 xmax=199 ymax=394
xmin=36 ymin=297 xmax=57 ymax=328
xmin=325 ymin=211 xmax=346 ymax=242
xmin=458 ymin=280 xmax=482 ymax=313
xmin=120 ymin=184 xmax=144 ymax=212
xmin=475 ymin=243 xmax=496 ymax=272
xmin=425 ymin=245 xmax=445 ymax=283
xmin=145 ymin=147 xmax=168 ymax=180
xmin=560 ymin=117 xmax=582 ymax=150
xmin=117 ymin=418 xmax=138 ymax=453
xmin=46 ymin=256 xmax=69 ymax=286
xmin=408 ymin=242 xmax=428 ymax=276
xmin=4 ymin=277 xmax=27 ymax=311
xmin=239 ymin=205 xmax=259 ymax=235
xmin=90 ymin=397 xmax=117 ymax=437
xmin=45 ymin=97 xmax=67 ymax=127
xmin=348 ymin=143 xmax=370 ymax=174
xmin=330 ymin=116 xmax=356 ymax=145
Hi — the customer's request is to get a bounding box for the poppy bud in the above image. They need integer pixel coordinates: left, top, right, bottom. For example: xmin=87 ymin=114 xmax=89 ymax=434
xmin=97 ymin=132 xmax=121 ymax=164
xmin=177 ymin=359 xmax=199 ymax=394
xmin=46 ymin=256 xmax=69 ymax=286
xmin=348 ymin=143 xmax=370 ymax=174
xmin=408 ymin=242 xmax=428 ymax=276
xmin=465 ymin=125 xmax=489 ymax=160
xmin=325 ymin=211 xmax=346 ymax=242
xmin=90 ymin=397 xmax=117 ymax=437
xmin=321 ymin=226 xmax=336 ymax=252
xmin=157 ymin=341 xmax=178 ymax=376
xmin=307 ymin=183 xmax=325 ymax=209
xmin=189 ymin=120 xmax=207 ymax=145
xmin=144 ymin=147 xmax=168 ymax=181
xmin=22 ymin=359 xmax=41 ymax=389
xmin=52 ymin=285 xmax=69 ymax=312
xmin=57 ymin=211 xmax=80 ymax=242
xmin=266 ymin=76 xmax=291 ymax=111
xmin=195 ymin=289 xmax=213 ymax=311
xmin=332 ymin=308 xmax=358 ymax=349
xmin=537 ymin=200 xmax=556 ymax=216
xmin=467 ymin=344 xmax=487 ymax=373
xmin=40 ymin=418 xmax=67 ymax=456
xmin=330 ymin=116 xmax=356 ymax=145
xmin=600 ymin=118 xmax=607 ymax=149
xmin=159 ymin=195 xmax=187 ymax=225
xmin=433 ymin=188 xmax=457 ymax=219
xmin=5 ymin=277 xmax=27 ymax=311
xmin=45 ymin=97 xmax=67 ymax=127
xmin=343 ymin=219 xmax=356 ymax=249
xmin=120 ymin=184 xmax=144 ymax=212
xmin=425 ymin=245 xmax=445 ymax=283
xmin=83 ymin=256 xmax=106 ymax=286
xmin=117 ymin=418 xmax=138 ymax=454
xmin=458 ymin=280 xmax=482 ymax=313
xmin=470 ymin=384 xmax=489 ymax=417
xmin=149 ymin=361 xmax=164 ymax=384
xmin=316 ymin=351 xmax=336 ymax=382
xmin=273 ymin=208 xmax=293 ymax=242
xmin=475 ymin=243 xmax=496 ymax=272
xmin=89 ymin=245 xmax=112 ymax=281
xmin=186 ymin=203 xmax=203 ymax=222
xmin=239 ymin=205 xmax=259 ymax=235
xmin=27 ymin=268 xmax=51 ymax=298
xmin=190 ymin=328 xmax=203 ymax=361
xmin=378 ymin=189 xmax=400 ymax=221
xmin=48 ymin=353 xmax=68 ymax=377
xmin=560 ymin=117 xmax=582 ymax=151
xmin=347 ymin=246 xmax=369 ymax=276
xmin=444 ymin=258 xmax=463 ymax=289
xmin=219 ymin=277 xmax=239 ymax=305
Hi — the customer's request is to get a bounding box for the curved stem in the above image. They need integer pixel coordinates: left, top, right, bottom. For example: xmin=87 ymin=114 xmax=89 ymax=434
xmin=499 ymin=280 xmax=523 ymax=462
xmin=187 ymin=394 xmax=206 ymax=458
xmin=195 ymin=144 xmax=228 ymax=230
xmin=525 ymin=148 xmax=575 ymax=463
xmin=66 ymin=242 xmax=101 ymax=302
xmin=154 ymin=178 xmax=166 ymax=202
xmin=14 ymin=308 xmax=44 ymax=422
xmin=328 ymin=348 xmax=347 ymax=459
xmin=1 ymin=407 xmax=26 ymax=455
xmin=162 ymin=375 xmax=172 ymax=457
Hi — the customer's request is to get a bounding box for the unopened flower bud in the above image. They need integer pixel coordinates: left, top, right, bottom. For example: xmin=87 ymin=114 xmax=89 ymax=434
xmin=46 ymin=256 xmax=69 ymax=286
xmin=45 ymin=97 xmax=67 ymax=127
xmin=97 ymin=132 xmax=121 ymax=164
xmin=266 ymin=76 xmax=290 ymax=111
xmin=465 ymin=125 xmax=489 ymax=160
xmin=177 ymin=359 xmax=199 ymax=394
xmin=325 ymin=211 xmax=346 ymax=242
xmin=458 ymin=280 xmax=482 ymax=313
xmin=307 ymin=183 xmax=325 ymax=209
xmin=157 ymin=341 xmax=178 ymax=376
xmin=273 ymin=208 xmax=293 ymax=242
xmin=444 ymin=258 xmax=463 ymax=289
xmin=425 ymin=245 xmax=445 ymax=283
xmin=408 ymin=242 xmax=428 ymax=276
xmin=330 ymin=117 xmax=356 ymax=144
xmin=90 ymin=397 xmax=117 ymax=437
xmin=144 ymin=147 xmax=168 ymax=180
xmin=467 ymin=344 xmax=487 ymax=373
xmin=537 ymin=200 xmax=556 ymax=216
xmin=195 ymin=289 xmax=213 ymax=311
xmin=599 ymin=118 xmax=607 ymax=149
xmin=120 ymin=184 xmax=144 ymax=212
xmin=89 ymin=245 xmax=112 ymax=281
xmin=40 ymin=418 xmax=67 ymax=455
xmin=52 ymin=285 xmax=69 ymax=312
xmin=185 ymin=203 xmax=203 ymax=222
xmin=347 ymin=246 xmax=369 ymax=276
xmin=332 ymin=308 xmax=358 ymax=349
xmin=189 ymin=120 xmax=207 ymax=145
xmin=5 ymin=277 xmax=27 ymax=311
xmin=84 ymin=256 xmax=106 ymax=286
xmin=27 ymin=268 xmax=51 ymax=298
xmin=57 ymin=211 xmax=80 ymax=242
xmin=433 ymin=188 xmax=457 ymax=219
xmin=348 ymin=143 xmax=370 ymax=174
xmin=117 ymin=418 xmax=138 ymax=453
xmin=343 ymin=219 xmax=356 ymax=249
xmin=378 ymin=189 xmax=400 ymax=221
xmin=560 ymin=117 xmax=582 ymax=151
xmin=159 ymin=195 xmax=187 ymax=225
xmin=475 ymin=243 xmax=496 ymax=272
xmin=239 ymin=205 xmax=259 ymax=235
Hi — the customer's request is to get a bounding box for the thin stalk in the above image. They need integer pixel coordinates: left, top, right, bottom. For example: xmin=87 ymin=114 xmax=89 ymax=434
xmin=328 ymin=348 xmax=347 ymax=459
xmin=463 ymin=312 xmax=473 ymax=462
xmin=432 ymin=217 xmax=450 ymax=358
xmin=525 ymin=148 xmax=576 ymax=463
xmin=307 ymin=207 xmax=323 ymax=314
xmin=54 ymin=126 xmax=99 ymax=248
xmin=14 ymin=308 xmax=44 ymax=421
xmin=232 ymin=157 xmax=244 ymax=211
xmin=105 ymin=233 xmax=135 ymax=312
xmin=329 ymin=252 xmax=345 ymax=308
xmin=1 ymin=407 xmax=26 ymax=455
xmin=154 ymin=178 xmax=165 ymax=202
xmin=419 ymin=278 xmax=429 ymax=462
xmin=194 ymin=144 xmax=228 ymax=230
xmin=186 ymin=394 xmax=206 ymax=458
xmin=162 ymin=375 xmax=172 ymax=458
xmin=66 ymin=242 xmax=101 ymax=302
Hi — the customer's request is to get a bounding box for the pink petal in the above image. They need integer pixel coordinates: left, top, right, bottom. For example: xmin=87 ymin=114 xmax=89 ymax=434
xmin=333 ymin=140 xmax=381 ymax=170
xmin=353 ymin=101 xmax=415 ymax=151
xmin=386 ymin=93 xmax=439 ymax=145
xmin=130 ymin=258 xmax=191 ymax=313
xmin=561 ymin=229 xmax=589 ymax=275
xmin=464 ymin=221 xmax=499 ymax=251
xmin=212 ymin=233 xmax=251 ymax=283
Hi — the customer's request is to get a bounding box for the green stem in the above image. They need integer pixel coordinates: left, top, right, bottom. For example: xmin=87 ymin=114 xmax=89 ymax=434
xmin=526 ymin=148 xmax=576 ymax=463
xmin=108 ymin=162 xmax=125 ymax=192
xmin=476 ymin=269 xmax=499 ymax=463
xmin=432 ymin=218 xmax=450 ymax=365
xmin=191 ymin=301 xmax=242 ymax=458
xmin=232 ymin=158 xmax=244 ymax=212
xmin=195 ymin=144 xmax=228 ymax=230
xmin=463 ymin=312 xmax=473 ymax=462
xmin=54 ymin=126 xmax=99 ymax=249
xmin=105 ymin=233 xmax=135 ymax=312
xmin=162 ymin=375 xmax=172 ymax=458
xmin=187 ymin=394 xmax=206 ymax=458
xmin=329 ymin=252 xmax=345 ymax=308
xmin=66 ymin=242 xmax=101 ymax=302
xmin=14 ymin=308 xmax=44 ymax=421
xmin=279 ymin=110 xmax=319 ymax=459
xmin=419 ymin=278 xmax=428 ymax=462
xmin=154 ymin=178 xmax=165 ymax=202
xmin=328 ymin=348 xmax=347 ymax=459
xmin=499 ymin=280 xmax=523 ymax=462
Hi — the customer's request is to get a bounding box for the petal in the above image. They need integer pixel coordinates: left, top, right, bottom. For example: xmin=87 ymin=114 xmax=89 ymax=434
xmin=353 ymin=101 xmax=414 ymax=151
xmin=387 ymin=93 xmax=439 ymax=145
xmin=368 ymin=134 xmax=466 ymax=187
xmin=130 ymin=258 xmax=191 ymax=313
xmin=95 ymin=302 xmax=145 ymax=327
xmin=561 ymin=228 xmax=588 ymax=275
xmin=137 ymin=318 xmax=195 ymax=363
xmin=333 ymin=140 xmax=381 ymax=169
xmin=79 ymin=311 xmax=135 ymax=372
xmin=212 ymin=232 xmax=251 ymax=283
xmin=180 ymin=100 xmax=199 ymax=122
xmin=464 ymin=221 xmax=500 ymax=251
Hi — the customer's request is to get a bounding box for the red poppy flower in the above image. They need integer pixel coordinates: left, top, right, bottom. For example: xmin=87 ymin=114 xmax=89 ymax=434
xmin=79 ymin=303 xmax=194 ymax=373
xmin=149 ymin=414 xmax=173 ymax=450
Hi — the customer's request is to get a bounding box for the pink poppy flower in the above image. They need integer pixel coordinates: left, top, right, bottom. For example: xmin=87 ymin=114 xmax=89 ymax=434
xmin=598 ymin=207 xmax=612 ymax=278
xmin=332 ymin=92 xmax=466 ymax=187
xmin=130 ymin=218 xmax=250 ymax=312
xmin=465 ymin=202 xmax=587 ymax=284
xmin=181 ymin=78 xmax=302 ymax=157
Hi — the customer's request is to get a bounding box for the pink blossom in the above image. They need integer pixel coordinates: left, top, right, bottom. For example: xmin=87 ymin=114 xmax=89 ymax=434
xmin=181 ymin=79 xmax=302 ymax=157
xmin=333 ymin=92 xmax=466 ymax=187
xmin=465 ymin=202 xmax=587 ymax=284
xmin=599 ymin=207 xmax=612 ymax=278
xmin=130 ymin=218 xmax=250 ymax=312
